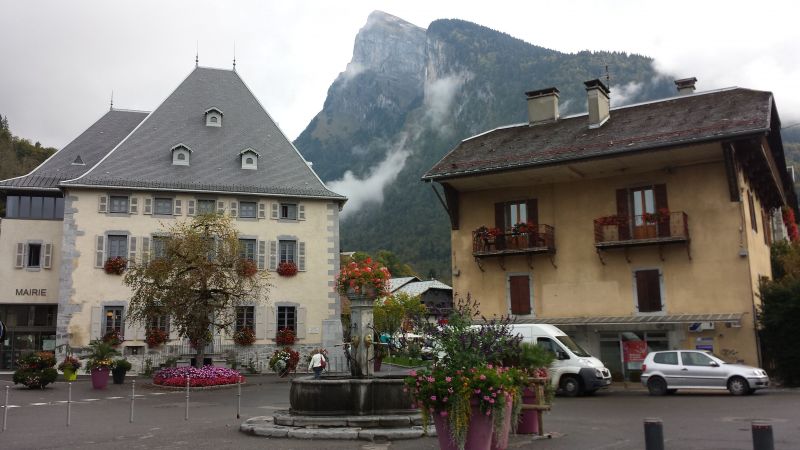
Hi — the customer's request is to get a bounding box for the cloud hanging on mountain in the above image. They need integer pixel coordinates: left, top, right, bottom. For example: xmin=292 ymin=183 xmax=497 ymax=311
xmin=610 ymin=81 xmax=644 ymax=107
xmin=424 ymin=73 xmax=470 ymax=134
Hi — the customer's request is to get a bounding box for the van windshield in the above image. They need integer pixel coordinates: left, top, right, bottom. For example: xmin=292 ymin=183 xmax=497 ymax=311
xmin=556 ymin=335 xmax=591 ymax=357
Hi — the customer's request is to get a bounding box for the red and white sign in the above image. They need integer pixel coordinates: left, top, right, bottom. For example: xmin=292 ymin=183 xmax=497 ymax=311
xmin=623 ymin=340 xmax=648 ymax=363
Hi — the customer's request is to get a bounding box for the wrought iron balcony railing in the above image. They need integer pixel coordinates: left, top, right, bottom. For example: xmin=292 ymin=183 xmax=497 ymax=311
xmin=472 ymin=224 xmax=556 ymax=256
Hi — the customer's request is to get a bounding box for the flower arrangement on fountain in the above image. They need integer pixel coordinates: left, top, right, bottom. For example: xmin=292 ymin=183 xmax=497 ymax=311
xmin=153 ymin=366 xmax=243 ymax=387
xmin=405 ymin=294 xmax=528 ymax=450
xmin=57 ymin=355 xmax=82 ymax=373
xmin=269 ymin=346 xmax=300 ymax=375
xmin=335 ymin=257 xmax=391 ymax=297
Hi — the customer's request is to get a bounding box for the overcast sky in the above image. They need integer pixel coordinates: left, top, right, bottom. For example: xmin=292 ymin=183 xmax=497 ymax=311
xmin=1 ymin=0 xmax=798 ymax=150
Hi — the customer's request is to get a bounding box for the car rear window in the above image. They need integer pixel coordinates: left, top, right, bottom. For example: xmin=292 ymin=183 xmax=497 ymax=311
xmin=653 ymin=352 xmax=678 ymax=365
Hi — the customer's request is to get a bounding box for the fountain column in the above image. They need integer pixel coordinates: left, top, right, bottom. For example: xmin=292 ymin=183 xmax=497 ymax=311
xmin=347 ymin=293 xmax=375 ymax=378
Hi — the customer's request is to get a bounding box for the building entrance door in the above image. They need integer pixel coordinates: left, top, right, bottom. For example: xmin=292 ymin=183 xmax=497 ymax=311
xmin=0 ymin=304 xmax=58 ymax=370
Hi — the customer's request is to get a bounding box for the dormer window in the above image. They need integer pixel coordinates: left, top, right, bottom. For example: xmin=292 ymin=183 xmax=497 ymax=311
xmin=205 ymin=107 xmax=223 ymax=127
xmin=240 ymin=148 xmax=259 ymax=170
xmin=171 ymin=143 xmax=192 ymax=166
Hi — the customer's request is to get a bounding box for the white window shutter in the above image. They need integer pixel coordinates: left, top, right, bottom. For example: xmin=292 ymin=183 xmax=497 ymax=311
xmin=98 ymin=195 xmax=108 ymax=213
xmin=123 ymin=311 xmax=135 ymax=341
xmin=128 ymin=236 xmax=137 ymax=265
xmin=91 ymin=306 xmax=102 ymax=340
xmin=15 ymin=242 xmax=25 ymax=268
xmin=230 ymin=201 xmax=238 ymax=218
xmin=265 ymin=307 xmax=276 ymax=340
xmin=255 ymin=306 xmax=265 ymax=341
xmin=257 ymin=240 xmax=266 ymax=270
xmin=298 ymin=204 xmax=306 ymax=221
xmin=141 ymin=236 xmax=151 ymax=264
xmin=268 ymin=240 xmax=277 ymax=270
xmin=298 ymin=241 xmax=306 ymax=271
xmin=174 ymin=199 xmax=182 ymax=216
xmin=143 ymin=197 xmax=153 ymax=215
xmin=296 ymin=307 xmax=307 ymax=340
xmin=95 ymin=235 xmax=105 ymax=268
xmin=217 ymin=201 xmax=225 ymax=215
xmin=258 ymin=202 xmax=266 ymax=219
xmin=129 ymin=197 xmax=139 ymax=214
xmin=270 ymin=203 xmax=279 ymax=219
xmin=43 ymin=243 xmax=53 ymax=269
xmin=168 ymin=316 xmax=180 ymax=341
xmin=187 ymin=200 xmax=196 ymax=216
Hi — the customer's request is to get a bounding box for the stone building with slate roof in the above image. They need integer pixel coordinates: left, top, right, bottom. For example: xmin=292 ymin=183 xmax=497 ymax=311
xmin=423 ymin=78 xmax=796 ymax=383
xmin=0 ymin=66 xmax=346 ymax=369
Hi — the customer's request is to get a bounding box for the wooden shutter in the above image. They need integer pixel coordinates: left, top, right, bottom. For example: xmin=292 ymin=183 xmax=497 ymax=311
xmin=265 ymin=306 xmax=276 ymax=340
xmin=298 ymin=241 xmax=306 ymax=271
xmin=255 ymin=305 xmax=266 ymax=340
xmin=141 ymin=236 xmax=151 ymax=264
xmin=296 ymin=307 xmax=307 ymax=339
xmin=95 ymin=235 xmax=105 ymax=268
xmin=494 ymin=202 xmax=506 ymax=250
xmin=654 ymin=184 xmax=670 ymax=238
xmin=258 ymin=202 xmax=267 ymax=219
xmin=270 ymin=203 xmax=279 ymax=219
xmin=143 ymin=197 xmax=153 ymax=215
xmin=509 ymin=275 xmax=531 ymax=315
xmin=174 ymin=199 xmax=182 ymax=216
xmin=128 ymin=236 xmax=137 ymax=265
xmin=217 ymin=201 xmax=225 ymax=215
xmin=124 ymin=311 xmax=143 ymax=341
xmin=229 ymin=201 xmax=238 ymax=218
xmin=90 ymin=306 xmax=102 ymax=340
xmin=257 ymin=240 xmax=266 ymax=270
xmin=616 ymin=188 xmax=631 ymax=240
xmin=635 ymin=270 xmax=662 ymax=312
xmin=43 ymin=243 xmax=53 ymax=269
xmin=298 ymin=204 xmax=306 ymax=220
xmin=15 ymin=242 xmax=25 ymax=268
xmin=526 ymin=199 xmax=539 ymax=225
xmin=98 ymin=195 xmax=108 ymax=213
xmin=129 ymin=197 xmax=139 ymax=214
xmin=268 ymin=240 xmax=277 ymax=270
xmin=187 ymin=199 xmax=196 ymax=216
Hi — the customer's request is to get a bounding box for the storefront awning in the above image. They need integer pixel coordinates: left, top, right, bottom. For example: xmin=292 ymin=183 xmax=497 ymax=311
xmin=515 ymin=313 xmax=744 ymax=326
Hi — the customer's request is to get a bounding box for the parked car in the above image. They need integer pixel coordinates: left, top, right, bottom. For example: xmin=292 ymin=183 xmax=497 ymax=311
xmin=641 ymin=350 xmax=769 ymax=396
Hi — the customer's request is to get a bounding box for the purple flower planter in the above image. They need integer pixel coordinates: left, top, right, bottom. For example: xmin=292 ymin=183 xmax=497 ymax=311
xmin=432 ymin=400 xmax=494 ymax=450
xmin=91 ymin=367 xmax=110 ymax=390
xmin=516 ymin=387 xmax=540 ymax=435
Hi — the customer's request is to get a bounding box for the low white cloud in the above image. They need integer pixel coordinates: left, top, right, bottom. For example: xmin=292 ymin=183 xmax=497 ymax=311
xmin=328 ymin=133 xmax=412 ymax=218
xmin=424 ymin=73 xmax=468 ymax=133
xmin=610 ymin=81 xmax=643 ymax=108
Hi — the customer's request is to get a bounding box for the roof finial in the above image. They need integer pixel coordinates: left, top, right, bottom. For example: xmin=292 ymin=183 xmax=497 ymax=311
xmin=233 ymin=42 xmax=236 ymax=71
xmin=110 ymin=90 xmax=114 ymax=111
xmin=195 ymin=41 xmax=199 ymax=67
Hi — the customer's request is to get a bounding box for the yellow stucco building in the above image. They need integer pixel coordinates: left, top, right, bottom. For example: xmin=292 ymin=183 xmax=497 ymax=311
xmin=423 ymin=78 xmax=796 ymax=380
xmin=0 ymin=66 xmax=345 ymax=370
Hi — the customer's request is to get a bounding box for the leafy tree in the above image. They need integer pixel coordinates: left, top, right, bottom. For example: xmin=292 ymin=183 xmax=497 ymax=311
xmin=760 ymin=241 xmax=800 ymax=385
xmin=374 ymin=292 xmax=427 ymax=337
xmin=124 ymin=214 xmax=270 ymax=367
xmin=376 ymin=249 xmax=416 ymax=277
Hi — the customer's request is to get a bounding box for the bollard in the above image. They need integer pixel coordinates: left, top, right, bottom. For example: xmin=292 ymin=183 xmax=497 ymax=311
xmin=752 ymin=421 xmax=774 ymax=450
xmin=3 ymin=385 xmax=9 ymax=432
xmin=130 ymin=379 xmax=135 ymax=423
xmin=185 ymin=376 xmax=190 ymax=420
xmin=644 ymin=418 xmax=664 ymax=450
xmin=236 ymin=376 xmax=242 ymax=419
xmin=67 ymin=382 xmax=72 ymax=427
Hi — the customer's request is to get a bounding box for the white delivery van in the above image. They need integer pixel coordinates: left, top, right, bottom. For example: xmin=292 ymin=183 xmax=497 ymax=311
xmin=510 ymin=324 xmax=612 ymax=396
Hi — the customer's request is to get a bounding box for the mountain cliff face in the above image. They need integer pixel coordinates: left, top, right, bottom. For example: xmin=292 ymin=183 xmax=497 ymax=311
xmin=294 ymin=11 xmax=677 ymax=281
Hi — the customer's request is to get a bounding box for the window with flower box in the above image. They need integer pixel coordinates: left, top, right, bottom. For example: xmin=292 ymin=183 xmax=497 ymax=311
xmin=236 ymin=306 xmax=255 ymax=332
xmin=104 ymin=306 xmax=123 ymax=335
xmin=149 ymin=315 xmax=170 ymax=333
xmin=277 ymin=306 xmax=296 ymax=333
xmin=239 ymin=239 xmax=256 ymax=262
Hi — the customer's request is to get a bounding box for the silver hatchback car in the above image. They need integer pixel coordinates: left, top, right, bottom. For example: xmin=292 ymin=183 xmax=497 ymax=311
xmin=641 ymin=350 xmax=769 ymax=396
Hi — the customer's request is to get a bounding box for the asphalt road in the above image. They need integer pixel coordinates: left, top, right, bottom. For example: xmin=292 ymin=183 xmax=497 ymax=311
xmin=1 ymin=374 xmax=799 ymax=449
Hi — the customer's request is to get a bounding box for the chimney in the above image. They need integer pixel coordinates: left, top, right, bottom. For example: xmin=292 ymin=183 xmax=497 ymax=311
xmin=525 ymin=87 xmax=560 ymax=125
xmin=674 ymin=77 xmax=697 ymax=95
xmin=584 ymin=79 xmax=610 ymax=128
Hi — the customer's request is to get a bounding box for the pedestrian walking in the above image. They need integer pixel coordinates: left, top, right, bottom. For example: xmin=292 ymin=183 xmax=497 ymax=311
xmin=308 ymin=348 xmax=327 ymax=379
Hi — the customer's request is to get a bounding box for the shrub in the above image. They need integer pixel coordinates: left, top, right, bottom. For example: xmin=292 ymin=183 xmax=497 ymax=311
xmin=152 ymin=366 xmax=243 ymax=387
xmin=13 ymin=352 xmax=58 ymax=389
xmin=113 ymin=358 xmax=133 ymax=372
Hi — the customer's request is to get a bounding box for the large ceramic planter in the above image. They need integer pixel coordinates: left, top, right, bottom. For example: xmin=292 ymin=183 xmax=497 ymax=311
xmin=112 ymin=369 xmax=127 ymax=384
xmin=62 ymin=368 xmax=77 ymax=382
xmin=491 ymin=394 xmax=513 ymax=450
xmin=432 ymin=400 xmax=493 ymax=450
xmin=91 ymin=367 xmax=110 ymax=390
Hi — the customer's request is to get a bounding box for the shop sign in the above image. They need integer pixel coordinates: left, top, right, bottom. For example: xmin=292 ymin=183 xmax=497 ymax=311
xmin=623 ymin=340 xmax=648 ymax=363
xmin=695 ymin=336 xmax=714 ymax=352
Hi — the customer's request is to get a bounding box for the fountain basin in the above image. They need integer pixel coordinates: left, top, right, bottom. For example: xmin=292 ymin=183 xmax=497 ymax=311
xmin=290 ymin=375 xmax=415 ymax=416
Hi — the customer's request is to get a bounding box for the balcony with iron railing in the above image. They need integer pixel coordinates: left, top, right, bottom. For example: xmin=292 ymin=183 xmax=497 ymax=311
xmin=593 ymin=211 xmax=690 ymax=262
xmin=472 ymin=224 xmax=556 ymax=270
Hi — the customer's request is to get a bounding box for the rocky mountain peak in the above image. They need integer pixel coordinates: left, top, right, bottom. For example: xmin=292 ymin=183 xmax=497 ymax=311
xmin=348 ymin=11 xmax=426 ymax=77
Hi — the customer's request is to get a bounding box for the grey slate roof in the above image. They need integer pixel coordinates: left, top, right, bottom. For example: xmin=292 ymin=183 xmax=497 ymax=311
xmin=394 ymin=279 xmax=452 ymax=296
xmin=388 ymin=277 xmax=420 ymax=293
xmin=0 ymin=109 xmax=148 ymax=190
xmin=423 ymin=88 xmax=774 ymax=180
xmin=63 ymin=67 xmax=345 ymax=200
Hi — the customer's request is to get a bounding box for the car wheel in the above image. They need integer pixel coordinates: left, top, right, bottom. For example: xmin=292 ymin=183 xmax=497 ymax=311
xmin=666 ymin=389 xmax=678 ymax=395
xmin=560 ymin=375 xmax=581 ymax=397
xmin=728 ymin=376 xmax=750 ymax=396
xmin=647 ymin=377 xmax=668 ymax=396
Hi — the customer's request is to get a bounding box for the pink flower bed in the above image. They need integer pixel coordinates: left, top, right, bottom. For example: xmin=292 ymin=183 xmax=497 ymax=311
xmin=153 ymin=366 xmax=244 ymax=387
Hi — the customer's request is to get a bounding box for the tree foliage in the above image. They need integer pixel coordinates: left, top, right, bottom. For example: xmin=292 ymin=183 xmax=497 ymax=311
xmin=760 ymin=241 xmax=800 ymax=385
xmin=373 ymin=291 xmax=427 ymax=337
xmin=124 ymin=214 xmax=270 ymax=367
xmin=0 ymin=113 xmax=57 ymax=214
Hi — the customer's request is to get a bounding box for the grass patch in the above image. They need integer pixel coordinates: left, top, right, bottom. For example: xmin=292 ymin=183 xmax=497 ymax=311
xmin=383 ymin=355 xmax=429 ymax=367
